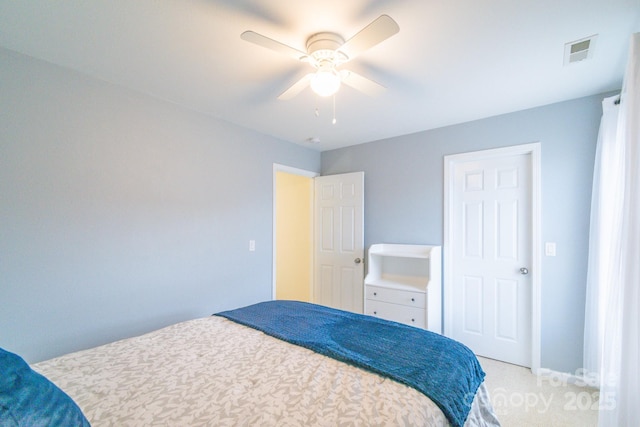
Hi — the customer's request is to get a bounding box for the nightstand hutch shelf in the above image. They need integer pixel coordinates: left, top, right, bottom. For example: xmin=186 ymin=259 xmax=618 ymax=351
xmin=364 ymin=244 xmax=442 ymax=333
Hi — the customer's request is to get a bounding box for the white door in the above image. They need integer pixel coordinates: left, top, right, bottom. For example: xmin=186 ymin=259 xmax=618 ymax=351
xmin=445 ymin=145 xmax=540 ymax=368
xmin=314 ymin=172 xmax=365 ymax=313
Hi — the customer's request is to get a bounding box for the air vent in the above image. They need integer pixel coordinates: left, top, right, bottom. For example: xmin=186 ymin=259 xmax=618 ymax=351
xmin=564 ymin=35 xmax=598 ymax=65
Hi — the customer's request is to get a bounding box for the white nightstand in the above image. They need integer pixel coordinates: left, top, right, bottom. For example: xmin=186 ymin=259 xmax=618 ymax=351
xmin=364 ymin=244 xmax=442 ymax=333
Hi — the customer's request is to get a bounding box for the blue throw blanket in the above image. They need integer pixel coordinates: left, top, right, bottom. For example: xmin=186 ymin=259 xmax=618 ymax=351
xmin=216 ymin=300 xmax=484 ymax=427
xmin=0 ymin=347 xmax=90 ymax=426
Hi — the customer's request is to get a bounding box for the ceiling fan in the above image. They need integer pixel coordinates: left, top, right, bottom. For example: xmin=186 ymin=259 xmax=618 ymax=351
xmin=241 ymin=15 xmax=400 ymax=100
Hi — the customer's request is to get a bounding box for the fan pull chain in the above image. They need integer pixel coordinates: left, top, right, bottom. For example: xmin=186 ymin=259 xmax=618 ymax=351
xmin=332 ymin=95 xmax=337 ymax=125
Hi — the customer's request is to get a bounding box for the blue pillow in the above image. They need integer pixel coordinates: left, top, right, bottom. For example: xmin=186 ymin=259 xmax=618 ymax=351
xmin=0 ymin=347 xmax=90 ymax=426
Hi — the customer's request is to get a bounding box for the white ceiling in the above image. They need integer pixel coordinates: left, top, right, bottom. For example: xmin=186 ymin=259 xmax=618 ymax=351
xmin=1 ymin=0 xmax=639 ymax=151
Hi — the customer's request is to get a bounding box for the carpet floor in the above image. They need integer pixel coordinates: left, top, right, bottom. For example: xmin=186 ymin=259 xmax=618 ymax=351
xmin=478 ymin=357 xmax=599 ymax=427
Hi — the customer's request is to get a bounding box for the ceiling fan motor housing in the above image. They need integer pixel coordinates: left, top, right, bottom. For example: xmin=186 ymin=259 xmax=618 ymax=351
xmin=306 ymin=32 xmax=348 ymax=68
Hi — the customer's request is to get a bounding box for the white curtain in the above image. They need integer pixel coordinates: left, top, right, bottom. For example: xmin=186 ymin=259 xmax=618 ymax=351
xmin=583 ymin=96 xmax=623 ymax=381
xmin=584 ymin=32 xmax=640 ymax=426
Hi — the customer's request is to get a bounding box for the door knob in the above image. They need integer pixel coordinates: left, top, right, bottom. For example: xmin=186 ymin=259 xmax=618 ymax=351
xmin=354 ymin=258 xmax=362 ymax=264
xmin=520 ymin=267 xmax=529 ymax=275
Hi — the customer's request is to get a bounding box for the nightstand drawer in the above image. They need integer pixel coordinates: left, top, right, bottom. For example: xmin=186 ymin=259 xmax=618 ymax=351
xmin=365 ymin=300 xmax=425 ymax=328
xmin=365 ymin=285 xmax=426 ymax=308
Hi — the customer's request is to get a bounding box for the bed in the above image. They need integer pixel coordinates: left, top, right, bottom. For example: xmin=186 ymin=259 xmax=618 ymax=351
xmin=2 ymin=301 xmax=500 ymax=426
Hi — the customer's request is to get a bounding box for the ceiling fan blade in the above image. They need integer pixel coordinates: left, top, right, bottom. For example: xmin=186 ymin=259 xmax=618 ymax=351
xmin=241 ymin=31 xmax=308 ymax=61
xmin=340 ymin=15 xmax=399 ymax=60
xmin=278 ymin=74 xmax=313 ymax=100
xmin=340 ymin=70 xmax=385 ymax=96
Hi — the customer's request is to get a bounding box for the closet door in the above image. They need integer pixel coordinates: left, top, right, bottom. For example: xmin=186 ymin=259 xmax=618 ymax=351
xmin=445 ymin=144 xmax=540 ymax=369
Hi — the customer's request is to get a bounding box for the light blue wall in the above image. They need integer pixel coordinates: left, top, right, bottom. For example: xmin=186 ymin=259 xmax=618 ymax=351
xmin=0 ymin=45 xmax=608 ymax=374
xmin=0 ymin=49 xmax=320 ymax=363
xmin=322 ymin=93 xmax=609 ymax=374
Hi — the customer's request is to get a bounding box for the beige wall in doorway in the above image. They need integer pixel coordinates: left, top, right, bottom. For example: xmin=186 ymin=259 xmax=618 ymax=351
xmin=275 ymin=171 xmax=312 ymax=302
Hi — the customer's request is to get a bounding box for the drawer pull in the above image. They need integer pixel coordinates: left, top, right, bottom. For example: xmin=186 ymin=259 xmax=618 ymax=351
xmin=373 ymin=292 xmax=377 ymax=296
xmin=411 ymin=298 xmax=415 ymax=302
xmin=411 ymin=318 xmax=415 ymax=322
xmin=373 ymin=311 xmax=377 ymax=315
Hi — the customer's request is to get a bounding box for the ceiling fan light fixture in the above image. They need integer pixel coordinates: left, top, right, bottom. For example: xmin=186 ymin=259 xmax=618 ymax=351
xmin=241 ymin=15 xmax=399 ymax=100
xmin=310 ymin=66 xmax=341 ymax=97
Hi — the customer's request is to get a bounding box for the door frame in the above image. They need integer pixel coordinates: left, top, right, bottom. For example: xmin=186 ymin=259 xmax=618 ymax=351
xmin=272 ymin=164 xmax=319 ymax=301
xmin=443 ymin=143 xmax=541 ymax=373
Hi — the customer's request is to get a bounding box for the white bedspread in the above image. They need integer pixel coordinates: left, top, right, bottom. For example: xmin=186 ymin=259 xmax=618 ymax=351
xmin=34 ymin=316 xmax=499 ymax=426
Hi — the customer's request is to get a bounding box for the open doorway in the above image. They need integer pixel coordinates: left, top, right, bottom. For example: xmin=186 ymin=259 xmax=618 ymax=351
xmin=272 ymin=164 xmax=318 ymax=301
